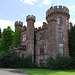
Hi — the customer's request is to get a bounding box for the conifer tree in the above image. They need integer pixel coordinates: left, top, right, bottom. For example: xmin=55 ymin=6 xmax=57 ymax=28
xmin=68 ymin=25 xmax=75 ymax=57
xmin=1 ymin=26 xmax=14 ymax=51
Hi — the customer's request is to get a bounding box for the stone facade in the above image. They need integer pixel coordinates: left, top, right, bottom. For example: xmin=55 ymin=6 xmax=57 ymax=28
xmin=12 ymin=5 xmax=70 ymax=67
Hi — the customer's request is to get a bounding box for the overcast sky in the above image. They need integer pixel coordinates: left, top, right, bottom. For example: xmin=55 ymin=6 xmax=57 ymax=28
xmin=0 ymin=0 xmax=75 ymax=31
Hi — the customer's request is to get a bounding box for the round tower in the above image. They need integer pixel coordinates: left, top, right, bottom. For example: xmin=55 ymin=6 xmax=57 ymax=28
xmin=46 ymin=5 xmax=70 ymax=58
xmin=26 ymin=15 xmax=35 ymax=64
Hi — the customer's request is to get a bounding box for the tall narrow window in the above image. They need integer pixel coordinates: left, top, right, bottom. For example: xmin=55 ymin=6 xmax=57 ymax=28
xmin=58 ymin=28 xmax=62 ymax=37
xmin=22 ymin=34 xmax=26 ymax=42
xmin=59 ymin=44 xmax=63 ymax=56
xmin=40 ymin=46 xmax=45 ymax=55
xmin=66 ymin=19 xmax=68 ymax=25
xmin=58 ymin=17 xmax=62 ymax=24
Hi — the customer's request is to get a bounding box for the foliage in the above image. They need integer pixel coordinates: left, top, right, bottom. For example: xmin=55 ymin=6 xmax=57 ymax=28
xmin=46 ymin=56 xmax=75 ymax=69
xmin=68 ymin=26 xmax=75 ymax=57
xmin=12 ymin=25 xmax=21 ymax=46
xmin=1 ymin=26 xmax=14 ymax=51
xmin=0 ymin=51 xmax=33 ymax=68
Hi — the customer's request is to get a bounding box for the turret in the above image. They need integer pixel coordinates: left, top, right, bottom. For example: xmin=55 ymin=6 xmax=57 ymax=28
xmin=15 ymin=21 xmax=23 ymax=30
xmin=26 ymin=15 xmax=35 ymax=22
xmin=26 ymin=15 xmax=36 ymax=64
xmin=26 ymin=15 xmax=35 ymax=40
xmin=46 ymin=5 xmax=69 ymax=58
xmin=46 ymin=5 xmax=70 ymax=22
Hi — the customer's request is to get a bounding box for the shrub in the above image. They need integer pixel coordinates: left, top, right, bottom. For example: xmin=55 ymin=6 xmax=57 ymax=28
xmin=46 ymin=56 xmax=75 ymax=69
xmin=0 ymin=51 xmax=33 ymax=68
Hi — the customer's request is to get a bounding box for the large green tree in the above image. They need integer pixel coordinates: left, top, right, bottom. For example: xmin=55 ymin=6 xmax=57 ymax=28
xmin=68 ymin=25 xmax=75 ymax=57
xmin=1 ymin=26 xmax=14 ymax=51
xmin=0 ymin=28 xmax=1 ymax=50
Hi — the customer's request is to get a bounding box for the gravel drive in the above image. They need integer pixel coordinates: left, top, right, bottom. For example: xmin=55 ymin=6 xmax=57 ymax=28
xmin=0 ymin=69 xmax=29 ymax=75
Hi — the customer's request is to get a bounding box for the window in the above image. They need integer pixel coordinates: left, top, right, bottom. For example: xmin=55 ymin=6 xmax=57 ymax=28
xmin=59 ymin=44 xmax=63 ymax=56
xmin=22 ymin=34 xmax=26 ymax=42
xmin=58 ymin=28 xmax=62 ymax=37
xmin=40 ymin=46 xmax=45 ymax=55
xmin=58 ymin=17 xmax=62 ymax=24
xmin=66 ymin=19 xmax=68 ymax=25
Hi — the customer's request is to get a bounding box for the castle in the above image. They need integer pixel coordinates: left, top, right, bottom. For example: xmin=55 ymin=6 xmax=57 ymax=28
xmin=12 ymin=5 xmax=70 ymax=67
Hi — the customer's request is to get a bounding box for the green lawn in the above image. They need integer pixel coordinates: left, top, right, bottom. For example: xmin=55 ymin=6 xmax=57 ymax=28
xmin=19 ymin=68 xmax=75 ymax=75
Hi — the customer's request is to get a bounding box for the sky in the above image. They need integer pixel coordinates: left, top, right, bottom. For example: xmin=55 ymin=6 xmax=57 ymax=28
xmin=0 ymin=0 xmax=75 ymax=31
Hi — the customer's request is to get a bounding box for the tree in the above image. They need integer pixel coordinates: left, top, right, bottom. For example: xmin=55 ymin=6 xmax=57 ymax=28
xmin=12 ymin=25 xmax=21 ymax=46
xmin=1 ymin=26 xmax=14 ymax=51
xmin=68 ymin=25 xmax=75 ymax=57
xmin=0 ymin=28 xmax=1 ymax=50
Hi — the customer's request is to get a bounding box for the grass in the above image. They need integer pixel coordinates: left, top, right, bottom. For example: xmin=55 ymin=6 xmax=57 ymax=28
xmin=19 ymin=68 xmax=75 ymax=75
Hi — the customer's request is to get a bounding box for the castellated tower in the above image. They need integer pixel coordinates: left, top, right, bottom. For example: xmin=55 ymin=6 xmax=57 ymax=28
xmin=46 ymin=6 xmax=70 ymax=58
xmin=26 ymin=15 xmax=35 ymax=64
xmin=15 ymin=21 xmax=23 ymax=30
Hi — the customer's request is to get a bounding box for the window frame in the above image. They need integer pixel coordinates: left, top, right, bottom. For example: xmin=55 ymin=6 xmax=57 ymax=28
xmin=22 ymin=34 xmax=26 ymax=42
xmin=58 ymin=28 xmax=63 ymax=37
xmin=59 ymin=44 xmax=63 ymax=56
xmin=58 ymin=17 xmax=62 ymax=24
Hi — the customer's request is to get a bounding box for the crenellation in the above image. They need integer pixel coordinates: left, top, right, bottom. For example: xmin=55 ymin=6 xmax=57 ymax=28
xmin=50 ymin=6 xmax=53 ymax=10
xmin=59 ymin=6 xmax=62 ymax=9
xmin=26 ymin=15 xmax=35 ymax=22
xmin=15 ymin=21 xmax=23 ymax=26
xmin=19 ymin=21 xmax=23 ymax=25
xmin=54 ymin=6 xmax=57 ymax=10
xmin=46 ymin=5 xmax=69 ymax=18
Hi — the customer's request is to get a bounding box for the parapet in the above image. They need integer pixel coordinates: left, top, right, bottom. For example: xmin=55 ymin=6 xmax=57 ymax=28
xmin=15 ymin=21 xmax=23 ymax=26
xmin=46 ymin=5 xmax=69 ymax=18
xmin=26 ymin=15 xmax=35 ymax=22
xmin=35 ymin=22 xmax=48 ymax=32
xmin=21 ymin=26 xmax=27 ymax=32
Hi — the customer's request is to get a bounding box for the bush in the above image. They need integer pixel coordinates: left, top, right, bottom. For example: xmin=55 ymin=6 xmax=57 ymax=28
xmin=46 ymin=56 xmax=75 ymax=69
xmin=46 ymin=57 xmax=55 ymax=69
xmin=0 ymin=51 xmax=33 ymax=68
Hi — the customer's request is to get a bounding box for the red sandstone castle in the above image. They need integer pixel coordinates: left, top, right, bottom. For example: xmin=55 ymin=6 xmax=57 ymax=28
xmin=12 ymin=5 xmax=70 ymax=67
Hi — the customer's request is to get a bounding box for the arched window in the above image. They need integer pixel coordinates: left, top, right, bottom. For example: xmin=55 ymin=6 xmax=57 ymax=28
xmin=58 ymin=17 xmax=62 ymax=24
xmin=58 ymin=28 xmax=62 ymax=37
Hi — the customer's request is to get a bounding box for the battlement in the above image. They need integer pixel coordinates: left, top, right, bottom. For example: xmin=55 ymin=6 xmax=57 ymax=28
xmin=15 ymin=21 xmax=23 ymax=26
xmin=46 ymin=5 xmax=69 ymax=17
xmin=35 ymin=22 xmax=48 ymax=32
xmin=26 ymin=15 xmax=35 ymax=22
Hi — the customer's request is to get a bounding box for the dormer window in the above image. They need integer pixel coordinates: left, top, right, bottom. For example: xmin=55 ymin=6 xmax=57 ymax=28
xmin=58 ymin=17 xmax=62 ymax=24
xmin=22 ymin=34 xmax=26 ymax=42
